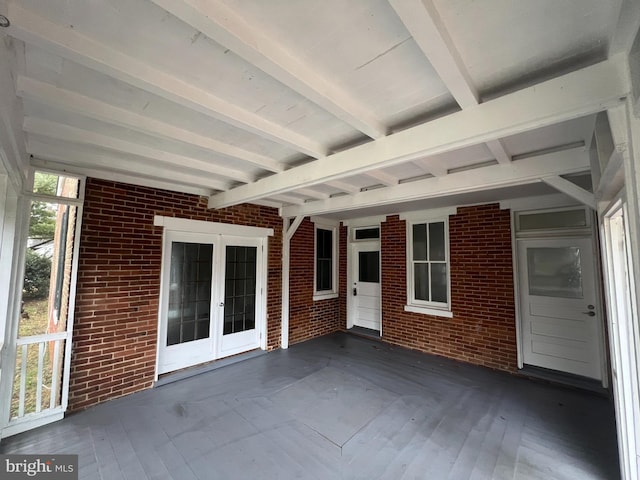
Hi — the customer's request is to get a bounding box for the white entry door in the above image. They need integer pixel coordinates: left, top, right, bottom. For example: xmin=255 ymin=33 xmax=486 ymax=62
xmin=218 ymin=236 xmax=263 ymax=358
xmin=517 ymin=237 xmax=603 ymax=380
xmin=351 ymin=241 xmax=381 ymax=332
xmin=158 ymin=232 xmax=264 ymax=374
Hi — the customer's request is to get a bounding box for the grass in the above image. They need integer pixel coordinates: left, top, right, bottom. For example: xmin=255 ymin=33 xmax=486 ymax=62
xmin=10 ymin=298 xmax=62 ymax=419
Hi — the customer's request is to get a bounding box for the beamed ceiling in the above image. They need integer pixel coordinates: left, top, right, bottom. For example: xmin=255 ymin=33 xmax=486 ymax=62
xmin=0 ymin=0 xmax=637 ymax=219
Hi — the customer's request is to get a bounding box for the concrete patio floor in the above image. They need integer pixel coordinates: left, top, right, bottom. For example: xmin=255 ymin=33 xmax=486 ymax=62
xmin=0 ymin=332 xmax=620 ymax=479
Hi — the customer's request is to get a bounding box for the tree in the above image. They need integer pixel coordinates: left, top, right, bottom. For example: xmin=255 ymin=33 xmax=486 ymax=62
xmin=23 ymin=249 xmax=52 ymax=299
xmin=29 ymin=173 xmax=58 ymax=241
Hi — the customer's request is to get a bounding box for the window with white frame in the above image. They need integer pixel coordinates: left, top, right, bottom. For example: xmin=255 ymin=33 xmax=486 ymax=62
xmin=406 ymin=218 xmax=451 ymax=316
xmin=313 ymin=221 xmax=338 ymax=300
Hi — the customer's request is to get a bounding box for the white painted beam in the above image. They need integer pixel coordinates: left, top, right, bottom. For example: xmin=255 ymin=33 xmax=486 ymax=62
xmin=389 ymin=0 xmax=478 ymax=108
xmin=268 ymin=194 xmax=306 ymax=205
xmin=281 ymin=147 xmax=590 ymax=217
xmin=325 ymin=180 xmax=360 ymax=194
xmin=16 ymin=76 xmax=284 ymax=173
xmin=541 ymin=175 xmax=596 ymax=209
xmin=390 ymin=0 xmax=515 ymax=165
xmin=8 ymin=3 xmax=326 ymax=158
xmin=364 ymin=170 xmax=399 ymax=187
xmin=30 ymin=157 xmax=213 ymax=197
xmin=209 ymin=57 xmax=627 ymax=208
xmin=23 ymin=117 xmax=251 ymax=184
xmin=485 ymin=139 xmax=512 ymax=164
xmin=413 ymin=158 xmax=447 ymax=176
xmin=27 ymin=139 xmax=229 ymax=192
xmin=292 ymin=188 xmax=330 ymax=200
xmin=150 ymin=0 xmax=386 ymax=139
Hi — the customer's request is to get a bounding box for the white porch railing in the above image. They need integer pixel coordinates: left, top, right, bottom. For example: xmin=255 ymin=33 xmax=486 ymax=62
xmin=11 ymin=331 xmax=66 ymax=421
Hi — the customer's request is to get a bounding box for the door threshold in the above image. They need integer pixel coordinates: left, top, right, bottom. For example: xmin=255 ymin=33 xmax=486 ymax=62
xmin=519 ymin=365 xmax=607 ymax=395
xmin=155 ymin=349 xmax=267 ymax=387
xmin=348 ymin=326 xmax=381 ymax=340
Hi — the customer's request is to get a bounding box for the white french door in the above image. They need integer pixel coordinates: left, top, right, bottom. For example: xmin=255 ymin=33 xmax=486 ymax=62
xmin=157 ymin=232 xmax=264 ymax=375
xmin=517 ymin=236 xmax=604 ymax=380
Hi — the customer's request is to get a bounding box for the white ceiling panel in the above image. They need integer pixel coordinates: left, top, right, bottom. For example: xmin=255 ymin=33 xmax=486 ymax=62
xmin=0 ymin=0 xmax=632 ymax=218
xmin=435 ymin=0 xmax=623 ymax=96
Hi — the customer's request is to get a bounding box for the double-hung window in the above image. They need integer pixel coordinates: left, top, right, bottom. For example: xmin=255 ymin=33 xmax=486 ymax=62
xmin=313 ymin=219 xmax=338 ymax=300
xmin=405 ymin=213 xmax=452 ymax=317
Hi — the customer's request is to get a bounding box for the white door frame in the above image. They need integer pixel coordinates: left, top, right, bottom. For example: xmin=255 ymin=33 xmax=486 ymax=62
xmin=345 ymin=218 xmax=384 ymax=334
xmin=510 ymin=206 xmax=608 ymax=385
xmin=601 ymin=196 xmax=640 ymax=480
xmin=154 ymin=216 xmax=272 ymax=380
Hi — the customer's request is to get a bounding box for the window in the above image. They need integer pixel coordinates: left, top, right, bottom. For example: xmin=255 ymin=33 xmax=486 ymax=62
xmin=314 ymin=222 xmax=338 ymax=300
xmin=406 ymin=219 xmax=452 ymax=317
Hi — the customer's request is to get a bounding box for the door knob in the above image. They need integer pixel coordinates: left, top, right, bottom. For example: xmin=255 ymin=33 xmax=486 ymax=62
xmin=219 ymin=302 xmax=224 ymax=307
xmin=353 ymin=287 xmax=357 ymax=296
xmin=582 ymin=311 xmax=595 ymax=316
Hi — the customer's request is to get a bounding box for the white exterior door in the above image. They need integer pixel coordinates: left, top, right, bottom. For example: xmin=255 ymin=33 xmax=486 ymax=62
xmin=351 ymin=241 xmax=381 ymax=332
xmin=158 ymin=232 xmax=265 ymax=375
xmin=218 ymin=236 xmax=263 ymax=358
xmin=518 ymin=237 xmax=604 ymax=380
xmin=158 ymin=231 xmax=217 ymax=374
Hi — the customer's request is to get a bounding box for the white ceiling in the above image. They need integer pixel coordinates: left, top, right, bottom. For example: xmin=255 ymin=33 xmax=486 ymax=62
xmin=0 ymin=0 xmax=636 ymax=219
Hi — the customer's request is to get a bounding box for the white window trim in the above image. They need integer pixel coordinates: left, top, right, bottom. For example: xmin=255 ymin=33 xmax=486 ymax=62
xmin=311 ymin=217 xmax=339 ymax=301
xmin=404 ymin=213 xmax=452 ymax=317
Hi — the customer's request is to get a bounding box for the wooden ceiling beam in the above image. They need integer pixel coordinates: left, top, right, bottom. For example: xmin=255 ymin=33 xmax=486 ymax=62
xmin=282 ymin=147 xmax=590 ymax=217
xmin=27 ymin=139 xmax=230 ymax=192
xmin=8 ymin=3 xmax=326 ymax=158
xmin=17 ymin=76 xmax=284 ymax=173
xmin=24 ymin=117 xmax=251 ymax=184
xmin=209 ymin=57 xmax=627 ymax=208
xmin=150 ymin=0 xmax=387 ymax=139
xmin=390 ymin=0 xmax=512 ymax=163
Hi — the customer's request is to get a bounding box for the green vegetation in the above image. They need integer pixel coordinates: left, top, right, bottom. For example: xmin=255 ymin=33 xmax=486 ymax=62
xmin=11 ymin=299 xmax=57 ymax=419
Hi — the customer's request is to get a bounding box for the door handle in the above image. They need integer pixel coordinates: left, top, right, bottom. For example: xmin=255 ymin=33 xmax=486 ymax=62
xmin=582 ymin=311 xmax=595 ymax=316
xmin=353 ymin=287 xmax=357 ymax=296
xmin=219 ymin=302 xmax=224 ymax=307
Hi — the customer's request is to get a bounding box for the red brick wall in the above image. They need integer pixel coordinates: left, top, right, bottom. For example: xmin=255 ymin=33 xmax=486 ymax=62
xmin=70 ymin=178 xmax=282 ymax=411
xmin=288 ymin=218 xmax=344 ymax=344
xmin=381 ymin=204 xmax=517 ymax=372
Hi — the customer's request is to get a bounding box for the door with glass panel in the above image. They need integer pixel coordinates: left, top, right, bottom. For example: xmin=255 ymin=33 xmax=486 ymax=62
xmin=218 ymin=236 xmax=262 ymax=357
xmin=517 ymin=237 xmax=603 ymax=379
xmin=157 ymin=233 xmax=263 ymax=374
xmin=352 ymin=241 xmax=381 ymax=332
xmin=158 ymin=232 xmax=216 ymax=374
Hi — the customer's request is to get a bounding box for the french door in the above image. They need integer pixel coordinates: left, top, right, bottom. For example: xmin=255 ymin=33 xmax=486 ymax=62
xmin=157 ymin=232 xmax=264 ymax=374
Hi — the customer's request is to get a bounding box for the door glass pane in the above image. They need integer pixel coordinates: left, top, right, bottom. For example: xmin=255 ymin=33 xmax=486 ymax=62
xmin=430 ymin=263 xmax=447 ymax=303
xmin=224 ymin=246 xmax=257 ymax=335
xmin=527 ymin=247 xmax=583 ymax=298
xmin=167 ymin=242 xmax=213 ymax=346
xmin=428 ymin=222 xmax=445 ymax=261
xmin=414 ymin=263 xmax=429 ymax=301
xmin=358 ymin=251 xmax=380 ymax=283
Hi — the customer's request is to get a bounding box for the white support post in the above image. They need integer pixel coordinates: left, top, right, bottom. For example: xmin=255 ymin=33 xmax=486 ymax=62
xmin=281 ymin=215 xmax=304 ymax=349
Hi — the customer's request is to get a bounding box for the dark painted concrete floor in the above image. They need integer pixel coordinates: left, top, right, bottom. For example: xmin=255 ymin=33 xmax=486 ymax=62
xmin=1 ymin=332 xmax=620 ymax=479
